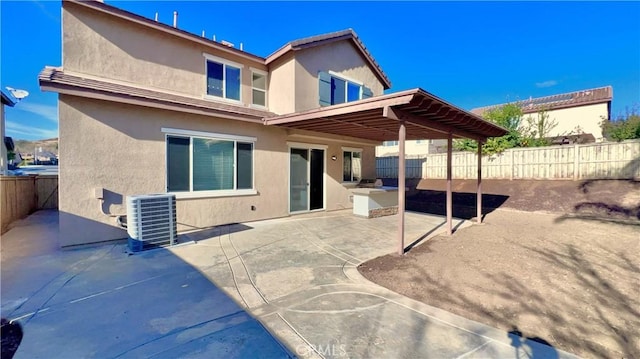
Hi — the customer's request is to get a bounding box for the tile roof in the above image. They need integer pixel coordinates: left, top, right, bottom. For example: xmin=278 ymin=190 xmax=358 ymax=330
xmin=471 ymin=86 xmax=613 ymax=115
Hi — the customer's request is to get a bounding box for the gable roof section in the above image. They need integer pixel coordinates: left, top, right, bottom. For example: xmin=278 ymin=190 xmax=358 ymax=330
xmin=471 ymin=86 xmax=613 ymax=116
xmin=39 ymin=67 xmax=273 ymax=123
xmin=265 ymin=29 xmax=392 ymax=90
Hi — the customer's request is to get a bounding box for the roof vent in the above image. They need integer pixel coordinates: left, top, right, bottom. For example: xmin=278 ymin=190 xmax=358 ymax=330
xmin=221 ymin=40 xmax=234 ymax=48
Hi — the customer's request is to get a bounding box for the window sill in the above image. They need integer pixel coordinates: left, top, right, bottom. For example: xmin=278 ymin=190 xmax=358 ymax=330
xmin=170 ymin=189 xmax=257 ymax=200
xmin=341 ymin=182 xmax=359 ymax=188
xmin=203 ymin=94 xmax=243 ymax=106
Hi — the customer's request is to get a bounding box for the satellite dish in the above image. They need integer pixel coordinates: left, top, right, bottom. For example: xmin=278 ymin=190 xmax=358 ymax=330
xmin=5 ymin=87 xmax=29 ymax=100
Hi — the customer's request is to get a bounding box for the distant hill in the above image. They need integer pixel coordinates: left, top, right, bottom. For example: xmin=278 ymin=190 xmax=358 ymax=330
xmin=13 ymin=138 xmax=58 ymax=155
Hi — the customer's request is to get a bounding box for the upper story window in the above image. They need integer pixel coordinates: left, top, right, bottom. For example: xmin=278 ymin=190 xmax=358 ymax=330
xmin=319 ymin=71 xmax=372 ymax=107
xmin=163 ymin=128 xmax=256 ymax=198
xmin=383 ymin=141 xmax=399 ymax=146
xmin=251 ymin=69 xmax=267 ymax=107
xmin=204 ymin=53 xmax=241 ymax=102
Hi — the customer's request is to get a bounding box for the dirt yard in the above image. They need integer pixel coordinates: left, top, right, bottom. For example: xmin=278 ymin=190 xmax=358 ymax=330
xmin=359 ymin=179 xmax=640 ymax=359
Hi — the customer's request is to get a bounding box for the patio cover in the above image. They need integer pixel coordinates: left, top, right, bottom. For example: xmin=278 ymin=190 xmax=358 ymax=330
xmin=263 ymin=88 xmax=508 ymax=254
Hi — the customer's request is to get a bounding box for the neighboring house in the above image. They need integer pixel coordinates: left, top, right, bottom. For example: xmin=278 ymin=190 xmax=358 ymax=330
xmin=39 ymin=0 xmax=505 ymax=247
xmin=472 ymin=86 xmax=612 ymax=141
xmin=376 ymin=86 xmax=613 ymax=157
xmin=1 ymin=91 xmax=16 ymax=175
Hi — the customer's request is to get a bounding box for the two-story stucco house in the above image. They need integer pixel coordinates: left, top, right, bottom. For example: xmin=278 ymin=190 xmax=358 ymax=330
xmin=40 ymin=0 xmax=506 ymax=247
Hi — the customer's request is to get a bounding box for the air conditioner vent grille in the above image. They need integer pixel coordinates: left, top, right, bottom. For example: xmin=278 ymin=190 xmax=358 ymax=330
xmin=126 ymin=194 xmax=177 ymax=252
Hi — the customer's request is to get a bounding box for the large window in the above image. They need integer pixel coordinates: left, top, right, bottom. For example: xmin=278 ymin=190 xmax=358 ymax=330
xmin=342 ymin=148 xmax=362 ymax=182
xmin=204 ymin=54 xmax=241 ymax=101
xmin=251 ymin=69 xmax=267 ymax=107
xmin=164 ymin=129 xmax=255 ymax=196
xmin=319 ymin=71 xmax=372 ymax=106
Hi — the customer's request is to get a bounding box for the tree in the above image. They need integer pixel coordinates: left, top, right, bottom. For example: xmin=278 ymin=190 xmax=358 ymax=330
xmin=454 ymin=103 xmax=525 ymax=155
xmin=522 ymin=110 xmax=558 ymax=147
xmin=601 ymin=108 xmax=640 ymax=142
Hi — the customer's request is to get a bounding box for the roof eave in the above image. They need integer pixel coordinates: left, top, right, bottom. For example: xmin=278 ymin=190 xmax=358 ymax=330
xmin=39 ymin=67 xmax=272 ymax=123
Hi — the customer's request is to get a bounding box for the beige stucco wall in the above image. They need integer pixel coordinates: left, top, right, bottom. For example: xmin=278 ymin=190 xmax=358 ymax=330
xmin=63 ymin=2 xmax=266 ymax=107
xmin=522 ymin=103 xmax=609 ymax=141
xmin=267 ymin=41 xmax=386 ymax=115
xmin=58 ymin=95 xmax=375 ymax=246
xmin=267 ymin=53 xmax=296 ymax=115
xmin=294 ymin=41 xmax=385 ymax=112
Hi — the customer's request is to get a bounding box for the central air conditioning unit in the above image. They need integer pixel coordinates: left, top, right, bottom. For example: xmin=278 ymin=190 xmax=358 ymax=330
xmin=126 ymin=194 xmax=177 ymax=252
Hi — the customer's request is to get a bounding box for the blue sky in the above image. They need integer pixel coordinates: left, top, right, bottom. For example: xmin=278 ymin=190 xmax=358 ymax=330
xmin=1 ymin=1 xmax=639 ymax=141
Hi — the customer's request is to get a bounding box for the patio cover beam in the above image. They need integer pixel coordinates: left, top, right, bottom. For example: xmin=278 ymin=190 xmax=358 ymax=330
xmin=264 ymin=93 xmax=415 ymax=126
xmin=383 ymin=107 xmax=481 ymax=141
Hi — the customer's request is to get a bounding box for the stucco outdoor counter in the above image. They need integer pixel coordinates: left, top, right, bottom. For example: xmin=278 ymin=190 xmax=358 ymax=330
xmin=351 ymin=186 xmax=399 ymax=218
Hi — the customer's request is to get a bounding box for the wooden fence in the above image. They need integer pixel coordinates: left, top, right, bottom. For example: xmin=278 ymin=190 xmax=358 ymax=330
xmin=376 ymin=140 xmax=640 ymax=180
xmin=376 ymin=156 xmax=426 ymax=179
xmin=422 ymin=140 xmax=640 ymax=180
xmin=1 ymin=175 xmax=58 ymax=234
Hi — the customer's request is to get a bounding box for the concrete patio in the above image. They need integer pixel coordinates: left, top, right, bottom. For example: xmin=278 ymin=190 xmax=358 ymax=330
xmin=1 ymin=210 xmax=293 ymax=359
xmin=1 ymin=210 xmax=580 ymax=358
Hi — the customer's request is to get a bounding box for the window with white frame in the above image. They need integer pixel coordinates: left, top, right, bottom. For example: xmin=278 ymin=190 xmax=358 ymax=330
xmin=251 ymin=70 xmax=267 ymax=107
xmin=342 ymin=148 xmax=362 ymax=182
xmin=165 ymin=129 xmax=254 ymax=194
xmin=319 ymin=72 xmax=372 ymax=106
xmin=204 ymin=54 xmax=241 ymax=101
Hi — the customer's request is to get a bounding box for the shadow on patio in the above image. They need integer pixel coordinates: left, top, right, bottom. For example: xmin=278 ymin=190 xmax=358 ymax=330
xmin=0 ymin=210 xmax=294 ymax=359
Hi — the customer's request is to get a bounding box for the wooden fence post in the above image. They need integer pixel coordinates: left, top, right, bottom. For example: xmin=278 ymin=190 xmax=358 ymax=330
xmin=510 ymin=150 xmax=515 ymax=180
xmin=573 ymin=144 xmax=580 ymax=180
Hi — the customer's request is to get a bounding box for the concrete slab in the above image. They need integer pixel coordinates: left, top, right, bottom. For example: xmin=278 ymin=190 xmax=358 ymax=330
xmin=1 ymin=211 xmax=294 ymax=359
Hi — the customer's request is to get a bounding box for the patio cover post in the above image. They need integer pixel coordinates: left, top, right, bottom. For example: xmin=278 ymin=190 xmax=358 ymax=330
xmin=446 ymin=132 xmax=453 ymax=235
xmin=397 ymin=119 xmax=406 ymax=255
xmin=477 ymin=139 xmax=483 ymax=224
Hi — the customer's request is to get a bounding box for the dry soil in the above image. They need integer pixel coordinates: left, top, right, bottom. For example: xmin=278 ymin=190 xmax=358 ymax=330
xmin=359 ymin=179 xmax=640 ymax=359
